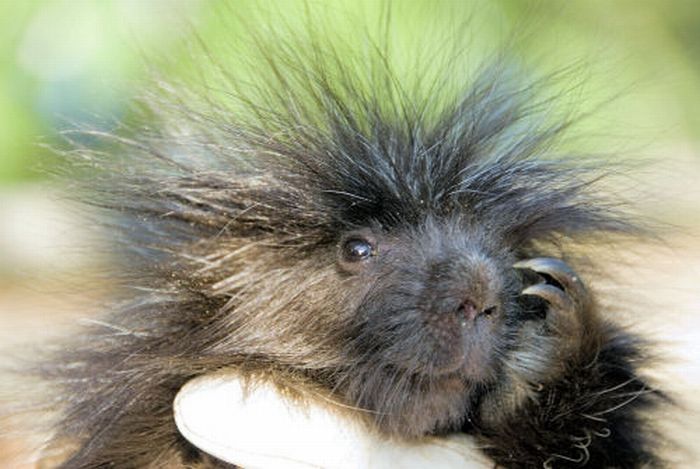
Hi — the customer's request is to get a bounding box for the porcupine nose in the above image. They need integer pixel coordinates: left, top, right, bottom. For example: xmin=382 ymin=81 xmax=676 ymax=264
xmin=459 ymin=300 xmax=479 ymax=321
xmin=458 ymin=299 xmax=496 ymax=322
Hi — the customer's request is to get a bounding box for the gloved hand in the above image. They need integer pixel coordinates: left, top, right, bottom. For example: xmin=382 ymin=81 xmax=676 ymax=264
xmin=174 ymin=372 xmax=491 ymax=469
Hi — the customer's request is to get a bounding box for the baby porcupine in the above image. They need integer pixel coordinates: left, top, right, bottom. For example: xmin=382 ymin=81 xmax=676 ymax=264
xmin=34 ymin=20 xmax=667 ymax=469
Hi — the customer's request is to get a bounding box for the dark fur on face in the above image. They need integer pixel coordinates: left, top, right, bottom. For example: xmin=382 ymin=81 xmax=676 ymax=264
xmin=34 ymin=21 xmax=667 ymax=469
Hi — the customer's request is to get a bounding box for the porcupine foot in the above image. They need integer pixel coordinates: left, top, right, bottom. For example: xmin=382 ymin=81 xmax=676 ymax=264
xmin=472 ymin=258 xmax=663 ymax=468
xmin=514 ymin=257 xmax=592 ymax=360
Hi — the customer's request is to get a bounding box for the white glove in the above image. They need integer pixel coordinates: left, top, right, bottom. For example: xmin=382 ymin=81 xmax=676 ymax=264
xmin=174 ymin=372 xmax=491 ymax=469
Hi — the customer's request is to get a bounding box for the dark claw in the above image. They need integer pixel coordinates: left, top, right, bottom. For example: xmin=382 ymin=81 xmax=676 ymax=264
xmin=513 ymin=257 xmax=586 ymax=300
xmin=521 ymin=284 xmax=573 ymax=312
xmin=515 ymin=257 xmax=586 ymax=338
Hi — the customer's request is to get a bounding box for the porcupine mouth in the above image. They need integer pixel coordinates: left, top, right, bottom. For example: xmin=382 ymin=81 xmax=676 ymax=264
xmin=412 ymin=313 xmax=498 ymax=383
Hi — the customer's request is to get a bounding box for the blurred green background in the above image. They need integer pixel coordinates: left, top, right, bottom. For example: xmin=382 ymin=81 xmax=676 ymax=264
xmin=1 ymin=0 xmax=700 ymax=186
xmin=2 ymin=0 xmax=700 ymax=279
xmin=1 ymin=1 xmax=700 ymax=466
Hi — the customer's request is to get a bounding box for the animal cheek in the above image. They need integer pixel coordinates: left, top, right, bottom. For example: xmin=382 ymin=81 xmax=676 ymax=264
xmin=415 ymin=313 xmax=464 ymax=371
xmin=419 ymin=309 xmax=503 ymax=378
xmin=424 ymin=312 xmax=463 ymax=346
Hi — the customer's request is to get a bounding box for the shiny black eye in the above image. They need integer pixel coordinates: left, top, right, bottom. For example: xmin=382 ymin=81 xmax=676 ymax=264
xmin=342 ymin=238 xmax=374 ymax=262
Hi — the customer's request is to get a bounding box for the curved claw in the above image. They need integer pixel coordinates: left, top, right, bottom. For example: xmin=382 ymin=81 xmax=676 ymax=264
xmin=513 ymin=258 xmax=588 ymax=362
xmin=513 ymin=257 xmax=586 ymax=300
xmin=521 ymin=284 xmax=574 ymax=313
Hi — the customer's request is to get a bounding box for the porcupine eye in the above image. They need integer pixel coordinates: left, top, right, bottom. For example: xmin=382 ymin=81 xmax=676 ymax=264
xmin=342 ymin=239 xmax=374 ymax=262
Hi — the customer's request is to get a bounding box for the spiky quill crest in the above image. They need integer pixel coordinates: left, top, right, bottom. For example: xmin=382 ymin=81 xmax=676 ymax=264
xmin=35 ymin=15 xmax=665 ymax=468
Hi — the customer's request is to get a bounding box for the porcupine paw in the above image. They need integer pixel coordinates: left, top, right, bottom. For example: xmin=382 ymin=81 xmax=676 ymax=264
xmin=513 ymin=257 xmax=590 ymax=356
xmin=476 ymin=258 xmax=593 ymax=425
